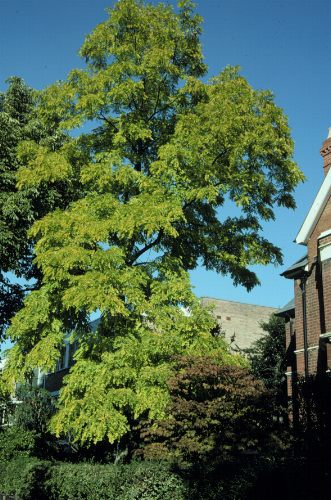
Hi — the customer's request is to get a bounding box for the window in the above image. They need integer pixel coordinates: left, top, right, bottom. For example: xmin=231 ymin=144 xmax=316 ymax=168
xmin=68 ymin=340 xmax=78 ymax=367
xmin=56 ymin=345 xmax=67 ymax=371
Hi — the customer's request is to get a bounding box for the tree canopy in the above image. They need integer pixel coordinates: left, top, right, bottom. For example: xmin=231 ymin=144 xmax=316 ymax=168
xmin=4 ymin=0 xmax=303 ymax=444
xmin=0 ymin=77 xmax=79 ymax=337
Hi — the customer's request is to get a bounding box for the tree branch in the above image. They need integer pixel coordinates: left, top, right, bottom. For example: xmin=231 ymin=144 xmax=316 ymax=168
xmin=148 ymin=84 xmax=162 ymax=121
xmin=127 ymin=229 xmax=164 ymax=265
xmin=211 ymin=149 xmax=229 ymax=167
xmin=99 ymin=113 xmax=119 ymax=132
xmin=147 ymin=96 xmax=178 ymax=121
xmin=0 ymin=280 xmax=35 ymax=293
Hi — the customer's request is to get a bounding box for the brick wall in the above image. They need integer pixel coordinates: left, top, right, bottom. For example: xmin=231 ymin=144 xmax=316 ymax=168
xmin=321 ymin=257 xmax=331 ymax=333
xmin=294 ymin=279 xmax=304 ymax=351
xmin=294 ymin=196 xmax=331 ymax=376
xmin=308 ymin=197 xmax=331 ymax=264
xmin=283 ymin=134 xmax=331 ymax=429
xmin=285 ymin=318 xmax=296 ymax=397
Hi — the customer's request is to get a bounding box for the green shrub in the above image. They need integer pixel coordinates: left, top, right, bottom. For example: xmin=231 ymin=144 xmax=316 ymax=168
xmin=44 ymin=461 xmax=186 ymax=500
xmin=0 ymin=455 xmax=50 ymax=499
xmin=44 ymin=462 xmax=121 ymax=500
xmin=14 ymin=385 xmax=55 ymax=435
xmin=0 ymin=426 xmax=36 ymax=461
xmin=120 ymin=461 xmax=186 ymax=500
xmin=0 ymin=456 xmax=186 ymax=499
xmin=0 ymin=453 xmax=325 ymax=500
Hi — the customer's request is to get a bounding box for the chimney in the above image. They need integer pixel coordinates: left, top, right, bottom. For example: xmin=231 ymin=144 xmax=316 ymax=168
xmin=320 ymin=128 xmax=331 ymax=176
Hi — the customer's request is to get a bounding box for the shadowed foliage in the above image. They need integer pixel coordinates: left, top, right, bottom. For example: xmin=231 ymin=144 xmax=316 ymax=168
xmin=139 ymin=356 xmax=273 ymax=466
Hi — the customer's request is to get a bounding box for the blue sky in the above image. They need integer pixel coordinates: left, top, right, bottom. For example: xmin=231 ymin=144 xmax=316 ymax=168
xmin=1 ymin=0 xmax=330 ymax=308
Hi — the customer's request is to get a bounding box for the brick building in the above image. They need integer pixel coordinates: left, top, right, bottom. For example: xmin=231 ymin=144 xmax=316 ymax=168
xmin=278 ymin=130 xmax=331 ymax=401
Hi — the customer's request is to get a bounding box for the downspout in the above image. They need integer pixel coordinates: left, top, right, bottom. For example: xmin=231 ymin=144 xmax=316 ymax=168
xmin=299 ymin=259 xmax=317 ymax=380
xmin=300 ymin=276 xmax=309 ymax=379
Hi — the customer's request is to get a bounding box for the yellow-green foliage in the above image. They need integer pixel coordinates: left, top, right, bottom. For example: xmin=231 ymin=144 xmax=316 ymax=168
xmin=16 ymin=141 xmax=72 ymax=187
xmin=5 ymin=0 xmax=302 ymax=444
xmin=51 ymin=317 xmax=245 ymax=444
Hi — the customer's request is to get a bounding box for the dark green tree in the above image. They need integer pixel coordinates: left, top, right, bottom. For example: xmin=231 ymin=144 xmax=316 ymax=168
xmin=246 ymin=314 xmax=286 ymax=394
xmin=14 ymin=385 xmax=55 ymax=436
xmin=0 ymin=77 xmax=83 ymax=337
xmin=0 ymin=385 xmax=56 ymax=462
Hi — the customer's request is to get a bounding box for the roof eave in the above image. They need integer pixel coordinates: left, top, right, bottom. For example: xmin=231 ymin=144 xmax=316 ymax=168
xmin=275 ymin=298 xmax=295 ymax=316
xmin=275 ymin=307 xmax=295 ymax=318
xmin=295 ymin=168 xmax=331 ymax=245
xmin=280 ymin=255 xmax=308 ymax=280
xmin=281 ymin=268 xmax=308 ymax=280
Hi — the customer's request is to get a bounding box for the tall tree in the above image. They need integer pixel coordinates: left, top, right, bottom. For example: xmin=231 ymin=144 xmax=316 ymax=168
xmin=4 ymin=0 xmax=303 ymax=444
xmin=0 ymin=77 xmax=81 ymax=337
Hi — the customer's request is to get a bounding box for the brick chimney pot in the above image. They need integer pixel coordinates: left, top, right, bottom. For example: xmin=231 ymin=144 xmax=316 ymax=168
xmin=320 ymin=128 xmax=331 ymax=176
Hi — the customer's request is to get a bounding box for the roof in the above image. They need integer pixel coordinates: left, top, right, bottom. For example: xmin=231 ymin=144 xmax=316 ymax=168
xmin=295 ymin=167 xmax=331 ymax=245
xmin=275 ymin=298 xmax=295 ymax=318
xmin=200 ymin=297 xmax=278 ymax=310
xmin=281 ymin=254 xmax=308 ymax=279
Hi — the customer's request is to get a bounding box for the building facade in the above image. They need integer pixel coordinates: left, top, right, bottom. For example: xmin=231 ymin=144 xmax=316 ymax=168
xmin=279 ymin=131 xmax=331 ymax=401
xmin=201 ymin=297 xmax=278 ymax=351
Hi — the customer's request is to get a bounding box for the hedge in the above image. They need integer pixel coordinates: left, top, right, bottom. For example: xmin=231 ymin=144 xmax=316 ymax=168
xmin=44 ymin=461 xmax=187 ymax=500
xmin=0 ymin=459 xmax=187 ymax=500
xmin=1 ymin=455 xmax=323 ymax=500
xmin=0 ymin=427 xmax=36 ymax=462
xmin=0 ymin=456 xmax=50 ymax=499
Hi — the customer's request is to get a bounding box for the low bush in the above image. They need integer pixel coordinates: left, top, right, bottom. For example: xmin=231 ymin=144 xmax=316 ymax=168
xmin=44 ymin=460 xmax=187 ymax=499
xmin=44 ymin=462 xmax=122 ymax=500
xmin=0 ymin=455 xmax=50 ymax=499
xmin=1 ymin=453 xmax=328 ymax=499
xmin=119 ymin=461 xmax=187 ymax=500
xmin=0 ymin=426 xmax=36 ymax=462
xmin=0 ymin=458 xmax=186 ymax=499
